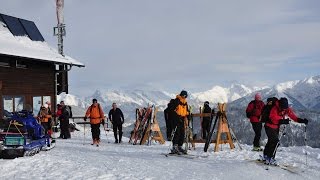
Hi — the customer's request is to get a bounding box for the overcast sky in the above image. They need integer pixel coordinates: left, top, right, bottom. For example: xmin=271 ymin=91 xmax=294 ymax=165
xmin=1 ymin=0 xmax=320 ymax=96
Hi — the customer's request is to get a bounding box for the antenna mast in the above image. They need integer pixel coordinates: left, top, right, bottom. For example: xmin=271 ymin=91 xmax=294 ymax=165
xmin=54 ymin=0 xmax=66 ymax=56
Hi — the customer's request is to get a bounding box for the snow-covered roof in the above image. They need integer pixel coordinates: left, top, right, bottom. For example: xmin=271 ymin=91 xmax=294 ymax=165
xmin=0 ymin=14 xmax=84 ymax=67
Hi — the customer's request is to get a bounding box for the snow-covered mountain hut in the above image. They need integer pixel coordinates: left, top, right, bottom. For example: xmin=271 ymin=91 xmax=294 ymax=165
xmin=0 ymin=13 xmax=84 ymax=119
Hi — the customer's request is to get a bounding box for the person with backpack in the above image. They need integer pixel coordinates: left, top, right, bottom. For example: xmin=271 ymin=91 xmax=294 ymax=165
xmin=246 ymin=93 xmax=265 ymax=151
xmin=262 ymin=97 xmax=308 ymax=165
xmin=108 ymin=103 xmax=124 ymax=143
xmin=84 ymin=99 xmax=105 ymax=146
xmin=59 ymin=101 xmax=72 ymax=139
xmin=164 ymin=99 xmax=175 ymax=140
xmin=170 ymin=90 xmax=189 ymax=154
xmin=202 ymin=101 xmax=214 ymax=140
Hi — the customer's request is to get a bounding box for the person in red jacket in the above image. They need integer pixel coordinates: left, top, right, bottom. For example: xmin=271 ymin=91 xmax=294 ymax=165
xmin=246 ymin=93 xmax=265 ymax=151
xmin=263 ymin=97 xmax=308 ymax=165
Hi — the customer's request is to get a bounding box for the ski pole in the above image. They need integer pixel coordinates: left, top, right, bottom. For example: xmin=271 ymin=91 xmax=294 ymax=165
xmin=83 ymin=123 xmax=86 ymax=145
xmin=272 ymin=124 xmax=287 ymax=158
xmin=229 ymin=127 xmax=243 ymax=150
xmin=104 ymin=125 xmax=110 ymax=144
xmin=168 ymin=126 xmax=177 ymax=153
xmin=304 ymin=125 xmax=308 ymax=167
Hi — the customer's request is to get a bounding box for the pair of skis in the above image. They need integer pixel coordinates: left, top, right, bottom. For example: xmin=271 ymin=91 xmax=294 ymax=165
xmin=132 ymin=105 xmax=155 ymax=145
xmin=161 ymin=152 xmax=208 ymax=159
xmin=249 ymin=159 xmax=299 ymax=174
xmin=203 ymin=113 xmax=219 ymax=152
xmin=203 ymin=104 xmax=242 ymax=152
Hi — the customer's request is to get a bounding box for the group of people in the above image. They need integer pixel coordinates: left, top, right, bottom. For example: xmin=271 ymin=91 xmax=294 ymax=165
xmin=246 ymin=93 xmax=308 ymax=165
xmin=37 ymin=101 xmax=72 ymax=139
xmin=162 ymin=90 xmax=309 ymax=160
xmin=38 ymin=99 xmax=125 ymax=147
xmin=84 ymin=99 xmax=124 ymax=146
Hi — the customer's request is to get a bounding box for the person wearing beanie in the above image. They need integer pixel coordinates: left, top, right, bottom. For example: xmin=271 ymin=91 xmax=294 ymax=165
xmin=170 ymin=90 xmax=189 ymax=154
xmin=246 ymin=93 xmax=265 ymax=151
xmin=201 ymin=101 xmax=214 ymax=140
xmin=262 ymin=97 xmax=308 ymax=165
xmin=84 ymin=99 xmax=105 ymax=146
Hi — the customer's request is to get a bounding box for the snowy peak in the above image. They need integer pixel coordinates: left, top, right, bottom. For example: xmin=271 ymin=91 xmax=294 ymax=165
xmin=192 ymin=86 xmax=228 ymax=103
xmin=274 ymin=80 xmax=300 ymax=92
xmin=57 ymin=93 xmax=88 ymax=108
xmin=191 ymin=83 xmax=259 ymax=104
xmin=303 ymin=75 xmax=320 ymax=85
xmin=231 ymin=75 xmax=320 ymax=110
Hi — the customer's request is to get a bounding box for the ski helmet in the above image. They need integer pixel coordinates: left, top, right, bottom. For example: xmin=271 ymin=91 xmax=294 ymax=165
xmin=180 ymin=90 xmax=188 ymax=98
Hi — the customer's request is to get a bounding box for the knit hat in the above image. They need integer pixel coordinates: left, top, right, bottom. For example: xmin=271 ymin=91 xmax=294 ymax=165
xmin=279 ymin=97 xmax=289 ymax=110
xmin=204 ymin=101 xmax=209 ymax=106
xmin=255 ymin=93 xmax=262 ymax=101
xmin=92 ymin=99 xmax=98 ymax=103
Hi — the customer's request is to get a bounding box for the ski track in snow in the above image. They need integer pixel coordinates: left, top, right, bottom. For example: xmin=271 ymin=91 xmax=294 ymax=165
xmin=1 ymin=127 xmax=319 ymax=180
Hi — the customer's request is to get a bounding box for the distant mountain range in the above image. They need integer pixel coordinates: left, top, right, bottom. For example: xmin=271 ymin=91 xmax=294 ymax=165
xmin=229 ymin=75 xmax=320 ymax=111
xmin=59 ymin=75 xmax=320 ymax=117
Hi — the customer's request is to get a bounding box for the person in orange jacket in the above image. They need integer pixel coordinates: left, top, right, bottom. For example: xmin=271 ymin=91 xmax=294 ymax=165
xmin=170 ymin=90 xmax=189 ymax=154
xmin=84 ymin=99 xmax=105 ymax=146
xmin=38 ymin=104 xmax=52 ymax=135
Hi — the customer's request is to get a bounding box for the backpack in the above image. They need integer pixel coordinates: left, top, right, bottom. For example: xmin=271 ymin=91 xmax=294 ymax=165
xmin=246 ymin=100 xmax=257 ymax=118
xmin=89 ymin=103 xmax=102 ymax=117
xmin=260 ymin=97 xmax=278 ymax=123
xmin=66 ymin=105 xmax=73 ymax=118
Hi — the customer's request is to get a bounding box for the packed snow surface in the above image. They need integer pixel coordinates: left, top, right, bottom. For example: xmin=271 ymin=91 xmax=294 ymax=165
xmin=1 ymin=127 xmax=319 ymax=180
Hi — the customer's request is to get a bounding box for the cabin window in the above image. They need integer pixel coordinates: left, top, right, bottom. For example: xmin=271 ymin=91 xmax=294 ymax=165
xmin=2 ymin=96 xmax=25 ymax=118
xmin=0 ymin=58 xmax=11 ymax=67
xmin=32 ymin=96 xmax=51 ymax=115
xmin=16 ymin=60 xmax=28 ymax=69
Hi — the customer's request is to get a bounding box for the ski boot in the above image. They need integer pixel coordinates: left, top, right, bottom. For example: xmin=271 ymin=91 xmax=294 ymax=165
xmin=252 ymin=146 xmax=263 ymax=151
xmin=171 ymin=145 xmax=181 ymax=155
xmin=114 ymin=139 xmax=119 ymax=144
xmin=264 ymin=157 xmax=277 ymax=166
xmin=178 ymin=146 xmax=187 ymax=155
xmin=96 ymin=139 xmax=100 ymax=147
xmin=258 ymin=154 xmax=268 ymax=162
xmin=91 ymin=139 xmax=96 ymax=145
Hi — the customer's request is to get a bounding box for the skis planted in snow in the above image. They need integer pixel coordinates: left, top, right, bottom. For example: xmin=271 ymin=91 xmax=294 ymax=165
xmin=203 ymin=114 xmax=219 ymax=152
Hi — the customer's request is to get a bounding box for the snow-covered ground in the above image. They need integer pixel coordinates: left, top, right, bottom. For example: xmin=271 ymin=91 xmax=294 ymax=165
xmin=1 ymin=126 xmax=319 ymax=180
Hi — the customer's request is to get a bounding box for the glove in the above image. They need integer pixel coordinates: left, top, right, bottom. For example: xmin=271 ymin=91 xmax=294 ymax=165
xmin=84 ymin=117 xmax=87 ymax=121
xmin=101 ymin=119 xmax=105 ymax=125
xmin=298 ymin=118 xmax=308 ymax=125
xmin=279 ymin=118 xmax=290 ymax=124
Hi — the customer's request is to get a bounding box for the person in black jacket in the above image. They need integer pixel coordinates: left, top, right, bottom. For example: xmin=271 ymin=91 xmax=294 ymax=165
xmin=202 ymin=101 xmax=213 ymax=140
xmin=59 ymin=101 xmax=72 ymax=139
xmin=164 ymin=99 xmax=175 ymax=140
xmin=108 ymin=103 xmax=124 ymax=143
